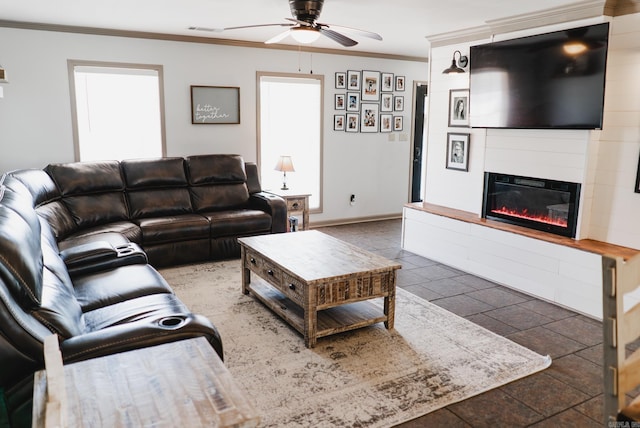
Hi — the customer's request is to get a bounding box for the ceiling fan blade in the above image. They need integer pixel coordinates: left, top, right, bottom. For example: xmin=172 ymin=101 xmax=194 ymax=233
xmin=318 ymin=28 xmax=358 ymax=47
xmin=221 ymin=23 xmax=293 ymax=31
xmin=317 ymin=22 xmax=382 ymax=41
xmin=285 ymin=17 xmax=313 ymax=27
xmin=265 ymin=29 xmax=292 ymax=44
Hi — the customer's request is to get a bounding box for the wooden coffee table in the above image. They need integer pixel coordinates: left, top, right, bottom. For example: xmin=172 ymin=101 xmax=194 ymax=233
xmin=238 ymin=230 xmax=401 ymax=348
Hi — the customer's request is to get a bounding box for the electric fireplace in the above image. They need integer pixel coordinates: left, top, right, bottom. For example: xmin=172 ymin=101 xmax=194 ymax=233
xmin=482 ymin=172 xmax=581 ymax=238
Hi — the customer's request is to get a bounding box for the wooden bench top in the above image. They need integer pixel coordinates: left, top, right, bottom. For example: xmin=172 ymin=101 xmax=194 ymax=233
xmin=405 ymin=202 xmax=639 ymax=261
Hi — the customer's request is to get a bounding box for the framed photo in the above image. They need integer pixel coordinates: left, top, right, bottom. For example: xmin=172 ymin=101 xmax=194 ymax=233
xmin=381 ymin=72 xmax=394 ymax=92
xmin=635 ymin=153 xmax=640 ymax=193
xmin=190 ymin=86 xmax=240 ymax=124
xmin=361 ymin=70 xmax=381 ymax=101
xmin=448 ymin=89 xmax=470 ymax=127
xmin=346 ymin=113 xmax=359 ymax=133
xmin=381 ymin=93 xmax=393 ymax=112
xmin=395 ymin=75 xmax=406 ymax=91
xmin=346 ymin=92 xmax=360 ymax=111
xmin=380 ymin=114 xmax=393 ymax=133
xmin=335 ymin=93 xmax=346 ymax=110
xmin=393 ymin=116 xmax=403 ymax=131
xmin=335 ymin=72 xmax=346 ymax=89
xmin=347 ymin=70 xmax=361 ymax=91
xmin=360 ymin=103 xmax=379 ymax=133
xmin=394 ymin=96 xmax=404 ymax=112
xmin=446 ymin=133 xmax=470 ymax=171
xmin=334 ymin=114 xmax=345 ymax=131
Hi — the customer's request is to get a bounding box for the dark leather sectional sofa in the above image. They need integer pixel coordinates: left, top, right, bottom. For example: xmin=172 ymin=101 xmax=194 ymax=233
xmin=0 ymin=154 xmax=286 ymax=426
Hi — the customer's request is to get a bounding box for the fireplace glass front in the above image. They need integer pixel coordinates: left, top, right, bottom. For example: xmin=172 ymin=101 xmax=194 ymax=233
xmin=482 ymin=173 xmax=580 ymax=238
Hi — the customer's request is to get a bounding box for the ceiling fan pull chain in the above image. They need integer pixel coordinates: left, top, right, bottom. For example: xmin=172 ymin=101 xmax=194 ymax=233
xmin=310 ymin=53 xmax=313 ymax=74
xmin=298 ymin=46 xmax=302 ymax=72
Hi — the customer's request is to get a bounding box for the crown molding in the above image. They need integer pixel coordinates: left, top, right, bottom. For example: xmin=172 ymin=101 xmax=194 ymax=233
xmin=0 ymin=19 xmax=428 ymax=63
xmin=425 ymin=0 xmax=633 ymax=47
xmin=425 ymin=26 xmax=493 ymax=48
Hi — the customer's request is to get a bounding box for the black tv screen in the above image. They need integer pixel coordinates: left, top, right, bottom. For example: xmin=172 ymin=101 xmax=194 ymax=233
xmin=469 ymin=22 xmax=609 ymax=129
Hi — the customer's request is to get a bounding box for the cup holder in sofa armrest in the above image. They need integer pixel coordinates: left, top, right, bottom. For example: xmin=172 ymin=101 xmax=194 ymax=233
xmin=65 ymin=242 xmax=149 ymax=278
xmin=158 ymin=315 xmax=188 ymax=329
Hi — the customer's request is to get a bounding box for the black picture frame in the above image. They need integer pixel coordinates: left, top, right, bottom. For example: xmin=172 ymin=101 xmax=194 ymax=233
xmin=334 ymin=114 xmax=345 ymax=131
xmin=393 ymin=116 xmax=403 ymax=131
xmin=335 ymin=72 xmax=346 ymax=89
xmin=635 ymin=152 xmax=640 ymax=193
xmin=347 ymin=70 xmax=361 ymax=91
xmin=335 ymin=93 xmax=346 ymax=110
xmin=395 ymin=75 xmax=406 ymax=91
xmin=394 ymin=96 xmax=404 ymax=112
xmin=381 ymin=72 xmax=394 ymax=92
xmin=448 ymin=88 xmax=470 ymax=127
xmin=446 ymin=133 xmax=470 ymax=171
xmin=361 ymin=70 xmax=381 ymax=101
xmin=381 ymin=93 xmax=393 ymax=112
xmin=346 ymin=113 xmax=359 ymax=132
xmin=346 ymin=92 xmax=360 ymax=112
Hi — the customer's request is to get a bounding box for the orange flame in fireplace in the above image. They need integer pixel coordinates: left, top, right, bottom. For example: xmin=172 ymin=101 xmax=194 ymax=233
xmin=491 ymin=207 xmax=568 ymax=228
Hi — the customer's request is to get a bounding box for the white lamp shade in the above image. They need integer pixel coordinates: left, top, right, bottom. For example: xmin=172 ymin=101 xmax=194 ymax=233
xmin=274 ymin=156 xmax=295 ymax=172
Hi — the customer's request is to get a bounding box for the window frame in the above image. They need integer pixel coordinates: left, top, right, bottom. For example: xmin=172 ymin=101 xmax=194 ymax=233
xmin=256 ymin=71 xmax=324 ymax=214
xmin=67 ymin=60 xmax=167 ymax=162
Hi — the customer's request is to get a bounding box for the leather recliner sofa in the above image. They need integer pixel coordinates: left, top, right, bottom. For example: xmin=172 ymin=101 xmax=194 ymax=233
xmin=0 ymin=154 xmax=287 ymax=426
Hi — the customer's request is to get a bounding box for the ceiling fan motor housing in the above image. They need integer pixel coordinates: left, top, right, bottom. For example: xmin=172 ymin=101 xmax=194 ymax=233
xmin=289 ymin=0 xmax=324 ymax=23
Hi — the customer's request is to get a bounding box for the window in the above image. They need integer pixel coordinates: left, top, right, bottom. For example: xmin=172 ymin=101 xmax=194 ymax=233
xmin=69 ymin=61 xmax=166 ymax=161
xmin=258 ymin=73 xmax=323 ymax=211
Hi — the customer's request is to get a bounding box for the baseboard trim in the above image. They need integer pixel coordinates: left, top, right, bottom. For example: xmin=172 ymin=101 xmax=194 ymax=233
xmin=310 ymin=214 xmax=402 ymax=229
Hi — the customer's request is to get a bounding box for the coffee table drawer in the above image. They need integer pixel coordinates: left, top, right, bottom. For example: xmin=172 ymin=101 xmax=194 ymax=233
xmin=281 ymin=272 xmax=304 ymax=306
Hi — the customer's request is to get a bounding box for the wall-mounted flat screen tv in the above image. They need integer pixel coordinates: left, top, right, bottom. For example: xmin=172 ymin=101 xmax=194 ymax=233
xmin=469 ymin=22 xmax=609 ymax=129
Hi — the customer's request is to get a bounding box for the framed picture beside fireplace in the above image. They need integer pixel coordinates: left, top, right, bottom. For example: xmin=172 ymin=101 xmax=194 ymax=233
xmin=636 ymin=154 xmax=640 ymax=193
xmin=446 ymin=133 xmax=470 ymax=171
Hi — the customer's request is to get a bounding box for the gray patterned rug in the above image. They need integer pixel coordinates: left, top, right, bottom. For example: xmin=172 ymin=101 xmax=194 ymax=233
xmin=161 ymin=260 xmax=551 ymax=428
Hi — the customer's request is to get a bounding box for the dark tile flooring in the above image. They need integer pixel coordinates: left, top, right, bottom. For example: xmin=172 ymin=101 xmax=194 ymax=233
xmin=317 ymin=219 xmax=605 ymax=427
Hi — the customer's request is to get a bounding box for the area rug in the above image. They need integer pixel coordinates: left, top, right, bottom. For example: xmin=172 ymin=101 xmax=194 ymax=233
xmin=161 ymin=260 xmax=551 ymax=428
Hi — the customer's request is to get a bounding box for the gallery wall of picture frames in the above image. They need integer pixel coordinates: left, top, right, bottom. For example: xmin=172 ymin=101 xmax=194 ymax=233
xmin=333 ymin=70 xmax=405 ymax=133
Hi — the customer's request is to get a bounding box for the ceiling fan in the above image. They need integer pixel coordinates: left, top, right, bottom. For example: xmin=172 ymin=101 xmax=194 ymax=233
xmin=190 ymin=0 xmax=382 ymax=47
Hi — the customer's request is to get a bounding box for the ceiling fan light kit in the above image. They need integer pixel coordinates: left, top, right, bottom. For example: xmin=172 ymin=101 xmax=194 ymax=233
xmin=199 ymin=0 xmax=381 ymax=48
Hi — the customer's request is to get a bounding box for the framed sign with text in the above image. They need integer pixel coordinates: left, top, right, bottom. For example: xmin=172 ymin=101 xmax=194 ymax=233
xmin=191 ymin=86 xmax=240 ymax=124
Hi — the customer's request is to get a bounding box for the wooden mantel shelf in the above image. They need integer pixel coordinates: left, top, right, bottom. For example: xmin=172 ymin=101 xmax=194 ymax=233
xmin=405 ymin=202 xmax=639 ymax=261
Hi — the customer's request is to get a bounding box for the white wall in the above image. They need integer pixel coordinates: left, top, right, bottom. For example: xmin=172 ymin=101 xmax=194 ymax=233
xmin=423 ymin=14 xmax=640 ymax=250
xmin=0 ymin=27 xmax=427 ymax=224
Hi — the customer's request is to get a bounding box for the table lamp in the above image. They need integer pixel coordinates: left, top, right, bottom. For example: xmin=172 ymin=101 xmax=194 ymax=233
xmin=274 ymin=156 xmax=295 ymax=190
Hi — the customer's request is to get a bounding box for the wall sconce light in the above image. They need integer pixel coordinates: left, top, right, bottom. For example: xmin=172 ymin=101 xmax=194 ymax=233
xmin=442 ymin=50 xmax=468 ymax=74
xmin=274 ymin=155 xmax=295 ymax=190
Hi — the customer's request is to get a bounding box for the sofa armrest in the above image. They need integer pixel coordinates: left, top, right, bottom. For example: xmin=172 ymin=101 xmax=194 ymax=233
xmin=60 ymin=313 xmax=223 ymax=362
xmin=249 ymin=192 xmax=287 ymax=233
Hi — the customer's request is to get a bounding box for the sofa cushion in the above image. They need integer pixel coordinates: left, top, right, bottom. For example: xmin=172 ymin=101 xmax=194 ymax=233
xmin=35 ymin=201 xmax=77 ymax=240
xmin=83 ymin=293 xmax=189 ymax=332
xmin=136 ymin=215 xmax=210 ymax=245
xmin=10 ymin=169 xmax=60 ymax=207
xmin=205 ymin=210 xmax=272 ymax=238
xmin=45 ymin=161 xmax=124 ymax=196
xmin=121 ymin=157 xmax=188 ymax=188
xmin=0 ymin=182 xmax=43 ymax=308
xmin=72 ymin=264 xmax=173 ymax=312
xmin=190 ymin=184 xmax=250 ymax=212
xmin=61 ymin=222 xmax=142 ymax=247
xmin=32 ymin=262 xmax=85 ymax=339
xmin=186 ymin=154 xmax=247 ymax=185
xmin=127 ymin=188 xmax=192 ymax=218
xmin=63 ymin=193 xmax=129 ymax=228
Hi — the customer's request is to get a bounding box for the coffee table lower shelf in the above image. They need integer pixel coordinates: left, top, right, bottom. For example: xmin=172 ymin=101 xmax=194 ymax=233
xmin=248 ymin=277 xmax=387 ymax=342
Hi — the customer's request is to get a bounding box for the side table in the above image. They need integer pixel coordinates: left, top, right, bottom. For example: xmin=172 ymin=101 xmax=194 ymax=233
xmin=268 ymin=190 xmax=311 ymax=231
xmin=32 ymin=337 xmax=260 ymax=427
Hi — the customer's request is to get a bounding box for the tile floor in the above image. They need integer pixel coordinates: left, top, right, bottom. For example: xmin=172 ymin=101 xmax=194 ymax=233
xmin=317 ymin=219 xmax=605 ymax=427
